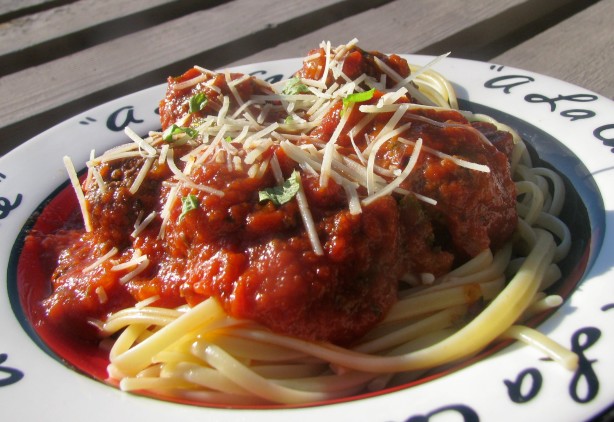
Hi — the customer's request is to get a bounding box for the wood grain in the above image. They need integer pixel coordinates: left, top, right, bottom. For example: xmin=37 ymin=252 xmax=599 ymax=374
xmin=0 ymin=0 xmax=610 ymax=156
xmin=0 ymin=0 xmax=179 ymax=56
xmin=0 ymin=0 xmax=346 ymax=129
xmin=494 ymin=0 xmax=614 ymax=98
xmin=0 ymin=0 xmax=57 ymax=17
xmin=229 ymin=0 xmax=528 ymax=65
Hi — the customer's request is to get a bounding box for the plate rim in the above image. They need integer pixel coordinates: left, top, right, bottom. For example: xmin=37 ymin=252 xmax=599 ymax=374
xmin=1 ymin=54 xmax=613 ymax=421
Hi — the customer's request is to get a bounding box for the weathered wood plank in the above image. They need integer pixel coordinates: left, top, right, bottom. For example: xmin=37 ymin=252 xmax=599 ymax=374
xmin=1 ymin=0 xmax=234 ymax=76
xmin=229 ymin=0 xmax=519 ymax=65
xmin=1 ymin=0 xmax=607 ymax=156
xmin=228 ymin=0 xmax=575 ymax=65
xmin=0 ymin=0 xmax=375 ymax=130
xmin=493 ymin=0 xmax=614 ymax=99
xmin=0 ymin=0 xmax=57 ymax=16
xmin=0 ymin=0 xmax=178 ymax=56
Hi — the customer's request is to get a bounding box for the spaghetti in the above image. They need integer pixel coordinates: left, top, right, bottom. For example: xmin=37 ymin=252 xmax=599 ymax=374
xmin=40 ymin=40 xmax=575 ymax=405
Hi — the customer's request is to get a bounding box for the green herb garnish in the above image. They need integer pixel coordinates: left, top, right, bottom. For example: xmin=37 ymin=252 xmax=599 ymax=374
xmin=179 ymin=194 xmax=199 ymax=221
xmin=282 ymin=77 xmax=310 ymax=95
xmin=188 ymin=92 xmax=208 ymax=113
xmin=258 ymin=170 xmax=300 ymax=206
xmin=342 ymin=88 xmax=375 ymax=110
xmin=162 ymin=124 xmax=198 ymax=142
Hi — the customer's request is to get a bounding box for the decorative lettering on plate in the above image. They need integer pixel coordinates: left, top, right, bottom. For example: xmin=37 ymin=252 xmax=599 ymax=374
xmin=0 ymin=171 xmax=23 ymax=219
xmin=106 ymin=106 xmax=145 ymax=132
xmin=524 ymin=93 xmax=598 ymax=121
xmin=594 ymin=124 xmax=614 ymax=148
xmin=484 ymin=64 xmax=614 ymax=153
xmin=79 ymin=116 xmax=97 ymax=125
xmin=403 ymin=404 xmax=480 ymax=422
xmin=569 ymin=327 xmax=600 ymax=403
xmin=0 ymin=354 xmax=24 ymax=387
xmin=0 ymin=194 xmax=23 ymax=220
xmin=600 ymin=303 xmax=614 ymax=312
xmin=524 ymin=93 xmax=598 ymax=112
xmin=250 ymin=69 xmax=285 ymax=84
xmin=559 ymin=109 xmax=597 ymax=121
xmin=484 ymin=75 xmax=535 ymax=94
xmin=501 ymin=327 xmax=603 ymax=406
xmin=504 ymin=368 xmax=542 ymax=403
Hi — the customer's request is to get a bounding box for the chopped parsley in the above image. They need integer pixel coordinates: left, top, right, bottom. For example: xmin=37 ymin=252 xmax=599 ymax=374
xmin=258 ymin=170 xmax=300 ymax=206
xmin=282 ymin=77 xmax=310 ymax=95
xmin=179 ymin=194 xmax=199 ymax=221
xmin=162 ymin=124 xmax=198 ymax=142
xmin=188 ymin=92 xmax=208 ymax=113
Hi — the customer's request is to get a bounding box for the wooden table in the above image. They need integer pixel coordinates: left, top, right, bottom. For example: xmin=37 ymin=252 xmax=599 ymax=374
xmin=1 ymin=0 xmax=613 ymax=419
xmin=1 ymin=0 xmax=612 ymax=157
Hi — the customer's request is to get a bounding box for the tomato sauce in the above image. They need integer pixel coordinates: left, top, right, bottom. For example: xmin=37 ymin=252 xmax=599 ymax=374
xmin=22 ymin=47 xmax=517 ymax=349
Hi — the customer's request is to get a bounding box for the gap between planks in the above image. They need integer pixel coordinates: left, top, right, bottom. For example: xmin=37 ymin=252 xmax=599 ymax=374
xmin=0 ymin=0 xmax=232 ymax=76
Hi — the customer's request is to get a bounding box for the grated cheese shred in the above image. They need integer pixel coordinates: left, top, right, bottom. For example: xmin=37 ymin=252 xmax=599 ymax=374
xmin=95 ymin=286 xmax=108 ymax=304
xmin=295 ymin=172 xmax=324 ymax=256
xmin=63 ymin=156 xmax=92 ymax=232
xmin=82 ymin=247 xmax=119 ymax=273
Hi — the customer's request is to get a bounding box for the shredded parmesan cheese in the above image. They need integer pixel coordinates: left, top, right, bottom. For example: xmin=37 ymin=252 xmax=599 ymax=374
xmin=295 ymin=173 xmax=324 ymax=256
xmin=129 ymin=157 xmax=154 ymax=194
xmin=392 ymin=52 xmax=451 ymax=90
xmin=119 ymin=259 xmax=150 ymax=284
xmin=111 ymin=252 xmax=148 ymax=272
xmin=135 ymin=295 xmax=161 ymax=309
xmin=95 ymin=286 xmax=108 ymax=304
xmin=363 ymin=138 xmax=423 ymax=206
xmin=173 ymin=69 xmax=210 ymax=90
xmin=90 ymin=165 xmax=107 ymax=193
xmin=63 ymin=156 xmax=92 ymax=232
xmin=124 ymin=127 xmax=157 ymax=157
xmin=82 ymin=247 xmax=119 ymax=273
xmin=131 ymin=211 xmax=157 ymax=238
xmin=65 ymin=38 xmax=506 ymax=285
xmin=319 ymin=102 xmax=353 ymax=188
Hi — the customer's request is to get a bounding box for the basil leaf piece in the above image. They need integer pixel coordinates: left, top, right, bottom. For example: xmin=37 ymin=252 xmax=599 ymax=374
xmin=189 ymin=92 xmax=208 ymax=113
xmin=258 ymin=170 xmax=300 ymax=206
xmin=342 ymin=88 xmax=375 ymax=109
xmin=282 ymin=77 xmax=310 ymax=95
xmin=162 ymin=124 xmax=198 ymax=142
xmin=179 ymin=194 xmax=199 ymax=221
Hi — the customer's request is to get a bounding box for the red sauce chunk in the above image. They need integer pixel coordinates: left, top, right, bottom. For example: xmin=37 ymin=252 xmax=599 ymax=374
xmin=27 ymin=46 xmax=517 ymax=347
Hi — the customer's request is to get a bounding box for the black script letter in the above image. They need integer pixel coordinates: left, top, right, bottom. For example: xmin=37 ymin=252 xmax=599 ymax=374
xmin=569 ymin=327 xmax=600 ymax=403
xmin=0 ymin=194 xmax=23 ymax=219
xmin=504 ymin=368 xmax=542 ymax=403
xmin=405 ymin=404 xmax=480 ymax=422
xmin=106 ymin=106 xmax=145 ymax=132
xmin=484 ymin=75 xmax=535 ymax=94
xmin=0 ymin=354 xmax=24 ymax=387
xmin=594 ymin=124 xmax=614 ymax=148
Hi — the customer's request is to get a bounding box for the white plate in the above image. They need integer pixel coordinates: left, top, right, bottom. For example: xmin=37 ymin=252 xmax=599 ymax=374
xmin=2 ymin=56 xmax=613 ymax=421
